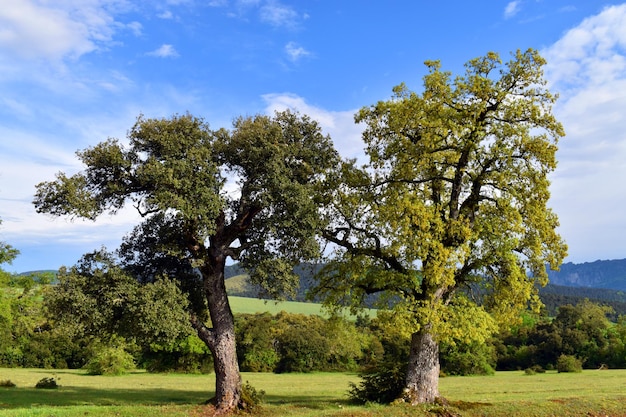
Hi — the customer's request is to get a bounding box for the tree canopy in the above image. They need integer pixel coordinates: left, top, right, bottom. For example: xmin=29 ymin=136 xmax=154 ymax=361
xmin=314 ymin=49 xmax=567 ymax=403
xmin=34 ymin=110 xmax=339 ymax=411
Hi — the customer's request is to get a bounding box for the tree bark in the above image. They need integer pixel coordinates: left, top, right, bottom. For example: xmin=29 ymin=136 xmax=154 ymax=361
xmin=193 ymin=254 xmax=242 ymax=413
xmin=403 ymin=327 xmax=440 ymax=404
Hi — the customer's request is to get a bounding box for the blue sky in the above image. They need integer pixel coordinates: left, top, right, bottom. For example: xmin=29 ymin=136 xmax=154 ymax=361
xmin=1 ymin=0 xmax=626 ymax=272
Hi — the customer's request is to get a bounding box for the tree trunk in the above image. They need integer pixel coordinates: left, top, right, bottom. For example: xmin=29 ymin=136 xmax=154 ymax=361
xmin=193 ymin=255 xmax=242 ymax=413
xmin=403 ymin=327 xmax=440 ymax=404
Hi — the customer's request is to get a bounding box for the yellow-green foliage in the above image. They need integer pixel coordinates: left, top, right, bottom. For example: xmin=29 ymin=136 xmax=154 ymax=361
xmin=317 ymin=49 xmax=567 ymax=348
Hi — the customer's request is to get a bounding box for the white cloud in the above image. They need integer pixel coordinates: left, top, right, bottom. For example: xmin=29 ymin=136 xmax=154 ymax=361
xmin=260 ymin=0 xmax=299 ymax=28
xmin=262 ymin=93 xmax=365 ymax=161
xmin=504 ymin=1 xmax=522 ymax=19
xmin=126 ymin=20 xmax=143 ymax=36
xmin=543 ymin=4 xmax=626 ymax=262
xmin=0 ymin=0 xmax=119 ymax=62
xmin=147 ymin=44 xmax=179 ymax=58
xmin=285 ymin=41 xmax=311 ymax=62
xmin=157 ymin=10 xmax=174 ymax=19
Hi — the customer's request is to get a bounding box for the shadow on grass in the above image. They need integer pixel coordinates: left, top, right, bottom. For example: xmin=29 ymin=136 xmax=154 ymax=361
xmin=263 ymin=394 xmax=352 ymax=409
xmin=0 ymin=387 xmax=352 ymax=411
xmin=0 ymin=386 xmax=211 ymax=409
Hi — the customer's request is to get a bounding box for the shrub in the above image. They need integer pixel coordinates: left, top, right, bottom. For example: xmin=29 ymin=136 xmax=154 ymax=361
xmin=349 ymin=360 xmax=406 ymax=404
xmin=239 ymin=380 xmax=265 ymax=413
xmin=86 ymin=345 xmax=136 ymax=375
xmin=35 ymin=377 xmax=58 ymax=389
xmin=556 ymin=354 xmax=582 ymax=373
xmin=0 ymin=379 xmax=16 ymax=388
xmin=524 ymin=364 xmax=545 ymax=375
xmin=142 ymin=335 xmax=213 ymax=374
xmin=236 ymin=313 xmax=280 ymax=372
xmin=440 ymin=342 xmax=496 ymax=376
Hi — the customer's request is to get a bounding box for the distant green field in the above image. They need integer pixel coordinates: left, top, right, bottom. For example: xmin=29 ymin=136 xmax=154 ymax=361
xmin=228 ymin=295 xmax=376 ymax=318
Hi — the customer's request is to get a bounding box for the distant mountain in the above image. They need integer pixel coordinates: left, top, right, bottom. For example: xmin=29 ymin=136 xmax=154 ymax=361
xmin=547 ymin=259 xmax=626 ymax=291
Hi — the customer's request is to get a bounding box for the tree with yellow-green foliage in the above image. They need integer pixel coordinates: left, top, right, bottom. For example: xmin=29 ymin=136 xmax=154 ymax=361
xmin=315 ymin=49 xmax=567 ymax=404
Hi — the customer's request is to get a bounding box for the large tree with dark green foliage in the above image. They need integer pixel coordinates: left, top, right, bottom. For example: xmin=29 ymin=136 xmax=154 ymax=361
xmin=34 ymin=111 xmax=338 ymax=412
xmin=314 ymin=49 xmax=567 ymax=404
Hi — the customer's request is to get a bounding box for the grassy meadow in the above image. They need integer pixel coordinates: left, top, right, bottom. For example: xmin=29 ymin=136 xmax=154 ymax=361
xmin=228 ymin=295 xmax=377 ymax=318
xmin=1 ymin=368 xmax=625 ymax=416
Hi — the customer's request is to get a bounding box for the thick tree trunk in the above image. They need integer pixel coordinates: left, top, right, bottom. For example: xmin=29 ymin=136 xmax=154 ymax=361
xmin=403 ymin=327 xmax=440 ymax=404
xmin=193 ymin=255 xmax=242 ymax=413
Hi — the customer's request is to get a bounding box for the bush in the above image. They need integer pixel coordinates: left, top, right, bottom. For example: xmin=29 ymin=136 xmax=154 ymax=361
xmin=556 ymin=354 xmax=582 ymax=373
xmin=524 ymin=364 xmax=545 ymax=375
xmin=86 ymin=345 xmax=136 ymax=375
xmin=0 ymin=379 xmax=16 ymax=388
xmin=35 ymin=377 xmax=58 ymax=389
xmin=349 ymin=361 xmax=406 ymax=404
xmin=142 ymin=335 xmax=213 ymax=374
xmin=236 ymin=313 xmax=280 ymax=372
xmin=440 ymin=342 xmax=496 ymax=376
xmin=239 ymin=380 xmax=265 ymax=413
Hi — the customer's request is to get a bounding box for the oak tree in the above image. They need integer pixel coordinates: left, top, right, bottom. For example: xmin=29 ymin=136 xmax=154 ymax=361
xmin=34 ymin=111 xmax=338 ymax=412
xmin=315 ymin=50 xmax=567 ymax=404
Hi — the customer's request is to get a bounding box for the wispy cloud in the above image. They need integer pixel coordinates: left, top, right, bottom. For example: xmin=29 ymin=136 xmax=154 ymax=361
xmin=543 ymin=4 xmax=626 ymax=261
xmin=216 ymin=0 xmax=304 ymax=29
xmin=147 ymin=44 xmax=179 ymax=58
xmin=285 ymin=41 xmax=311 ymax=62
xmin=126 ymin=21 xmax=143 ymax=36
xmin=157 ymin=10 xmax=174 ymax=19
xmin=504 ymin=1 xmax=522 ymax=19
xmin=260 ymin=0 xmax=300 ymax=28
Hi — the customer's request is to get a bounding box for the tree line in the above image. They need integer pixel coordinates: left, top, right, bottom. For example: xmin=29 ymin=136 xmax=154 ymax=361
xmin=0 ymin=48 xmax=568 ymax=411
xmin=2 ymin=268 xmax=625 ymax=398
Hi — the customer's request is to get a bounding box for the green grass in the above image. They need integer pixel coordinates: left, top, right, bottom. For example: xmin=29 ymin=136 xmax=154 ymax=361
xmin=228 ymin=295 xmax=376 ymax=318
xmin=0 ymin=368 xmax=625 ymax=416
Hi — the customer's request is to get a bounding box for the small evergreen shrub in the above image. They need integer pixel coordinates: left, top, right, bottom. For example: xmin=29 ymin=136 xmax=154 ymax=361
xmin=86 ymin=346 xmax=136 ymax=375
xmin=239 ymin=381 xmax=265 ymax=413
xmin=349 ymin=361 xmax=406 ymax=404
xmin=0 ymin=379 xmax=16 ymax=388
xmin=556 ymin=354 xmax=582 ymax=373
xmin=35 ymin=377 xmax=58 ymax=389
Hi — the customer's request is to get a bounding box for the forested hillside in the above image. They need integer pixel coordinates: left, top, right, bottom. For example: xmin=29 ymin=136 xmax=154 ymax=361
xmin=547 ymin=258 xmax=626 ymax=291
xmin=225 ymin=262 xmax=626 ymax=316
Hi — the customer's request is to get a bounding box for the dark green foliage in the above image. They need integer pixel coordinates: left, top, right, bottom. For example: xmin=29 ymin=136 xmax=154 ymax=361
xmin=496 ymin=300 xmax=626 ymax=371
xmin=35 ymin=377 xmax=58 ymax=389
xmin=33 ymin=111 xmax=341 ymax=410
xmin=236 ymin=313 xmax=280 ymax=372
xmin=524 ymin=365 xmax=545 ymax=375
xmin=0 ymin=379 xmax=16 ymax=388
xmin=349 ymin=360 xmax=406 ymax=404
xmin=348 ymin=316 xmax=409 ymax=404
xmin=46 ymin=250 xmax=191 ymax=346
xmin=234 ymin=312 xmax=378 ymax=373
xmin=239 ymin=381 xmax=265 ymax=413
xmin=556 ymin=354 xmax=583 ymax=373
xmin=274 ymin=314 xmax=330 ymax=373
xmin=142 ymin=335 xmax=213 ymax=374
